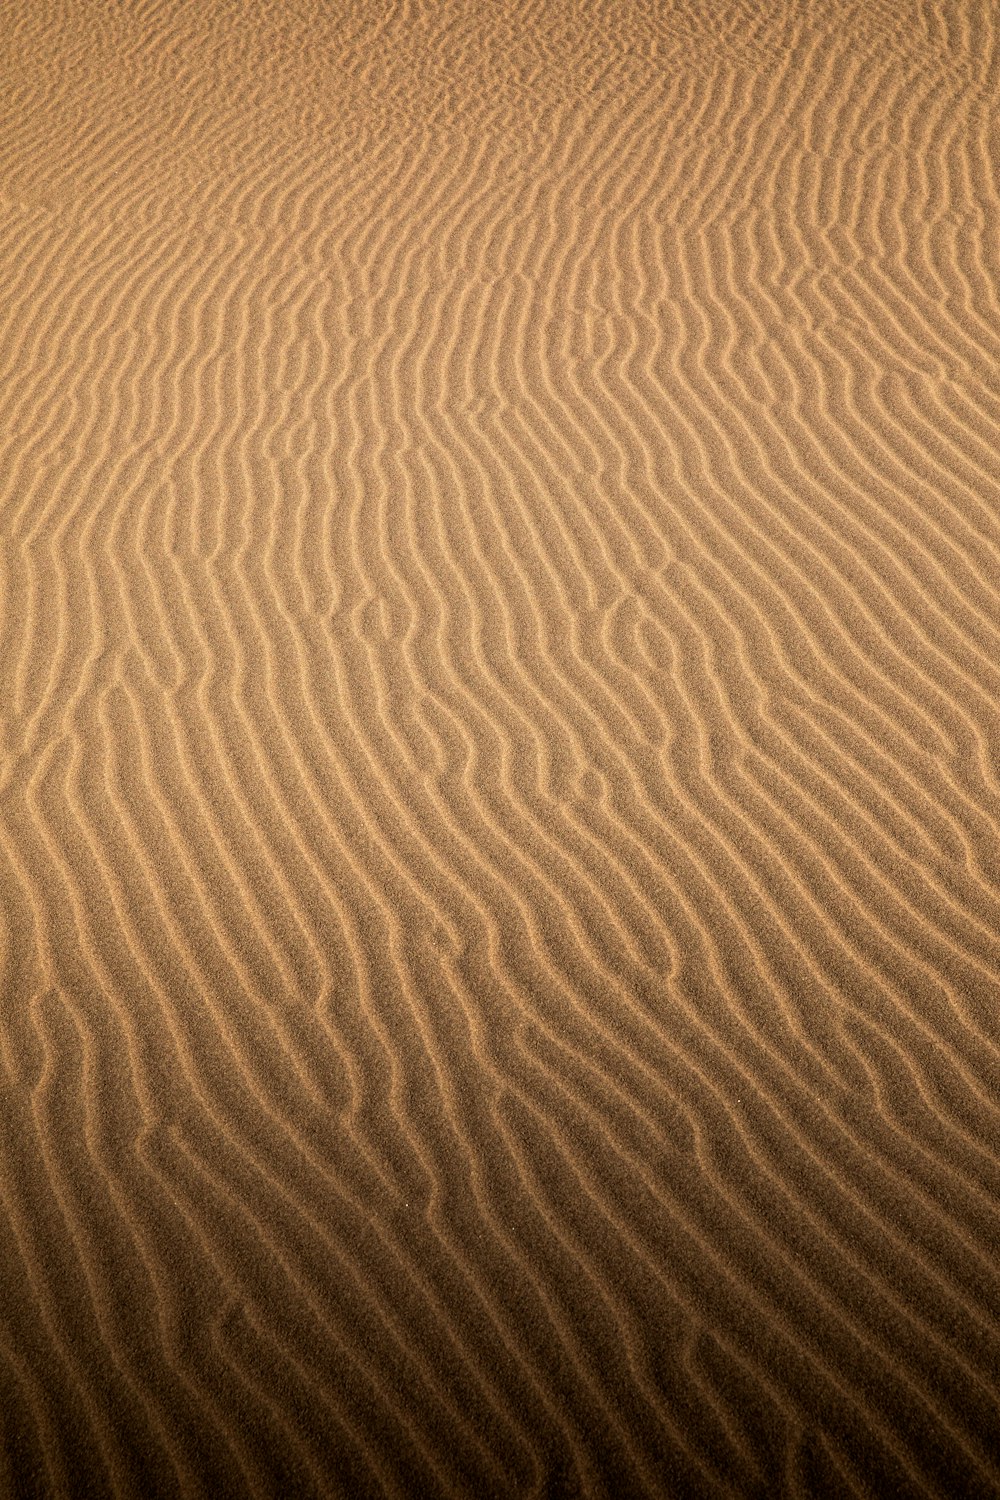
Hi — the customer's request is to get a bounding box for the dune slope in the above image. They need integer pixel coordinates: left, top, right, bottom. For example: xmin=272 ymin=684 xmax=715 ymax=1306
xmin=2 ymin=2 xmax=1000 ymax=1495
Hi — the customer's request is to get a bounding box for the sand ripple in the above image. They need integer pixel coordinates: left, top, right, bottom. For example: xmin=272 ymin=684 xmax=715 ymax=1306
xmin=2 ymin=2 xmax=1000 ymax=1494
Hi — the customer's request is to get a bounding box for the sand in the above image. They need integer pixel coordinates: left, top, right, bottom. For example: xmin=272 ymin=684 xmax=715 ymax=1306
xmin=2 ymin=1 xmax=1000 ymax=1495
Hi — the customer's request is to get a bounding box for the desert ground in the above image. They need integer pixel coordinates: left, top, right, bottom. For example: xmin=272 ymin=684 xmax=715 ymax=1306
xmin=2 ymin=1 xmax=1000 ymax=1495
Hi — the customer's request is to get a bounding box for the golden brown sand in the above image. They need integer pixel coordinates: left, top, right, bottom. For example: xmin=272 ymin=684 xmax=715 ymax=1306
xmin=2 ymin=1 xmax=1000 ymax=1495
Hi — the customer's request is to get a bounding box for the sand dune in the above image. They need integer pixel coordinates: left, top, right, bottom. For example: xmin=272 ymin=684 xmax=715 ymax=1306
xmin=2 ymin=1 xmax=1000 ymax=1494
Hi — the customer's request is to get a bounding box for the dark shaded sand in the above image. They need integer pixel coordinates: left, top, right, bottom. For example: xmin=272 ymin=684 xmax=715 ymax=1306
xmin=2 ymin=1 xmax=1000 ymax=1494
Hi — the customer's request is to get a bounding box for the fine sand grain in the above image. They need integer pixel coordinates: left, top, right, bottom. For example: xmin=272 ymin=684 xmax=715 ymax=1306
xmin=2 ymin=2 xmax=1000 ymax=1495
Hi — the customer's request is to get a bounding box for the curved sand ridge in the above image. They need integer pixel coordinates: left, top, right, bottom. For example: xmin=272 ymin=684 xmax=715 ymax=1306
xmin=2 ymin=1 xmax=1000 ymax=1494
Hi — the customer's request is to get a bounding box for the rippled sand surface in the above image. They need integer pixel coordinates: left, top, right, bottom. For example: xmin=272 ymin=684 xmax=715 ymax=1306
xmin=3 ymin=2 xmax=1000 ymax=1494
